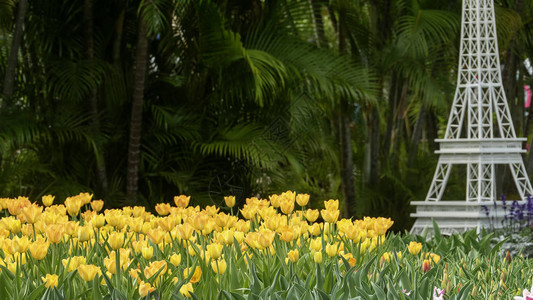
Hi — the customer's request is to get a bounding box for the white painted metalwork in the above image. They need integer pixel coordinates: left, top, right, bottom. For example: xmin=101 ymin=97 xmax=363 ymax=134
xmin=410 ymin=0 xmax=533 ymax=235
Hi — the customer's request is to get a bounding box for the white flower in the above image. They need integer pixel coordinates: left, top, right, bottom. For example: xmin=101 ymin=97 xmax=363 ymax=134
xmin=433 ymin=287 xmax=445 ymax=300
xmin=514 ymin=285 xmax=533 ymax=300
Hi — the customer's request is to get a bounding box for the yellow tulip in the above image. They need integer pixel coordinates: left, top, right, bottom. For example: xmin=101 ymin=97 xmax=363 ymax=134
xmin=326 ymin=243 xmax=338 ymax=257
xmin=183 ymin=266 xmax=202 ymax=284
xmin=104 ymin=256 xmax=116 ymax=274
xmin=155 ymin=203 xmax=171 ymax=216
xmin=313 ymin=251 xmax=323 ymax=264
xmin=176 ymin=223 xmax=194 ymax=240
xmin=279 ymin=199 xmax=294 ymax=215
xmin=78 ymin=264 xmax=100 ymax=282
xmin=179 ymin=282 xmax=194 ymax=298
xmin=169 ymin=253 xmax=181 ymax=267
xmin=142 ymin=246 xmax=154 ymax=260
xmin=147 ymin=228 xmax=165 ymax=245
xmin=407 ymin=241 xmax=422 ymax=255
xmin=207 ymin=243 xmax=224 ymax=260
xmin=190 ymin=213 xmax=209 ymax=232
xmin=323 ymin=199 xmax=339 ymax=211
xmin=295 ymin=194 xmax=310 ymax=207
xmin=78 ymin=226 xmax=92 ymax=242
xmin=108 ymin=232 xmax=124 ymax=250
xmin=132 ymin=206 xmax=146 ymax=218
xmin=304 ymin=209 xmax=319 ymax=223
xmin=42 ymin=274 xmax=59 ymax=289
xmin=174 ymin=195 xmax=190 ymax=208
xmin=21 ymin=205 xmax=42 ymax=224
xmin=139 ymin=281 xmax=155 ymax=297
xmin=45 ymin=224 xmax=64 ymax=244
xmin=64 ymin=197 xmax=82 ymax=217
xmin=309 ymin=223 xmax=322 ymax=236
xmin=90 ymin=200 xmax=104 ymax=212
xmin=129 ymin=217 xmax=144 ymax=233
xmin=12 ymin=236 xmax=30 ymax=253
xmin=320 ymin=209 xmax=339 ymax=223
xmin=224 ymin=196 xmax=236 ymax=208
xmin=287 ymin=249 xmax=299 ymax=263
xmin=211 ymin=258 xmax=227 ymax=274
xmin=62 ymin=256 xmax=87 ymax=272
xmin=91 ymin=214 xmax=106 ymax=228
xmin=42 ymin=195 xmax=54 ymax=207
xmin=310 ymin=238 xmax=322 ymax=252
xmin=29 ymin=239 xmax=49 ymax=260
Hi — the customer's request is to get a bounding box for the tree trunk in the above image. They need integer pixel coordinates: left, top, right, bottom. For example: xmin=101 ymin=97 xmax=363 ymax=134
xmin=383 ymin=74 xmax=399 ymax=165
xmin=113 ymin=8 xmax=126 ymax=66
xmin=369 ymin=106 xmax=380 ymax=185
xmin=407 ymin=103 xmax=427 ymax=168
xmin=126 ymin=11 xmax=149 ymax=202
xmin=84 ymin=0 xmax=108 ymax=196
xmin=310 ymin=0 xmax=327 ymax=48
xmin=1 ymin=0 xmax=27 ymax=109
xmin=337 ymin=7 xmax=356 ymax=218
xmin=340 ymin=99 xmax=355 ymax=217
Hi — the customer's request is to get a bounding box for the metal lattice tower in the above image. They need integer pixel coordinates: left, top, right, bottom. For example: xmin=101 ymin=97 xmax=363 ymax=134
xmin=410 ymin=0 xmax=533 ymax=235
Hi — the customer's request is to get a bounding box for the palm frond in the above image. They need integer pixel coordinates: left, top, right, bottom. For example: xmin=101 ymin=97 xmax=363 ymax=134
xmin=47 ymin=59 xmax=108 ymax=103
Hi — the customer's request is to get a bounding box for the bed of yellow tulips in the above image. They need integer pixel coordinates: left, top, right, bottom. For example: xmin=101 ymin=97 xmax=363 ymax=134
xmin=0 ymin=191 xmax=399 ymax=299
xmin=1 ymin=191 xmax=530 ymax=299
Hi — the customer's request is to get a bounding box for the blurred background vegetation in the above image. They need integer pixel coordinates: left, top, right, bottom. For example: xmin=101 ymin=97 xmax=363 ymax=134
xmin=1 ymin=0 xmax=533 ymax=231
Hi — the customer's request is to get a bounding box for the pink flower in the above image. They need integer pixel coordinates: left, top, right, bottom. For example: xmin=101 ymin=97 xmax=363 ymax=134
xmin=515 ymin=285 xmax=533 ymax=300
xmin=433 ymin=287 xmax=445 ymax=300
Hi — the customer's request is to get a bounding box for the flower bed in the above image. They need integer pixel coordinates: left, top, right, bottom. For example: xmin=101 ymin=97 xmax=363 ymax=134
xmin=0 ymin=192 xmax=531 ymax=299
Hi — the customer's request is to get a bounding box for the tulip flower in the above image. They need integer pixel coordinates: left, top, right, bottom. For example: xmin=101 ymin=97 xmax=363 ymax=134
xmin=139 ymin=281 xmax=155 ymax=297
xmin=321 ymin=209 xmax=339 ymax=223
xmin=224 ymin=196 xmax=236 ymax=208
xmin=169 ymin=253 xmax=181 ymax=267
xmin=108 ymin=232 xmax=124 ymax=250
xmin=90 ymin=200 xmax=104 ymax=212
xmin=21 ymin=205 xmax=42 ymax=224
xmin=42 ymin=195 xmax=54 ymax=207
xmin=313 ymin=251 xmax=323 ymax=264
xmin=155 ymin=203 xmax=171 ymax=216
xmin=30 ymin=239 xmax=49 ymax=260
xmin=207 ymin=243 xmax=224 ymax=260
xmin=46 ymin=224 xmax=65 ymax=244
xmin=288 ymin=249 xmax=299 ymax=263
xmin=304 ymin=209 xmax=319 ymax=223
xmin=91 ymin=214 xmax=106 ymax=228
xmin=12 ymin=236 xmax=30 ymax=253
xmin=142 ymin=246 xmax=154 ymax=260
xmin=174 ymin=195 xmax=190 ymax=208
xmin=42 ymin=274 xmax=59 ymax=289
xmin=295 ymin=194 xmax=310 ymax=207
xmin=323 ymin=199 xmax=339 ymax=211
xmin=211 ymin=258 xmax=227 ymax=274
xmin=179 ymin=282 xmax=194 ymax=298
xmin=78 ymin=264 xmax=100 ymax=282
xmin=279 ymin=199 xmax=295 ymax=215
xmin=183 ymin=266 xmax=202 ymax=284
xmin=78 ymin=226 xmax=92 ymax=242
xmin=407 ymin=241 xmax=422 ymax=255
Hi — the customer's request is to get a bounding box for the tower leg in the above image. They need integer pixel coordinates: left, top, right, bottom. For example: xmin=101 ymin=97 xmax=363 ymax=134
xmin=467 ymin=163 xmax=495 ymax=202
xmin=425 ymin=161 xmax=452 ymax=201
xmin=509 ymin=162 xmax=533 ymax=199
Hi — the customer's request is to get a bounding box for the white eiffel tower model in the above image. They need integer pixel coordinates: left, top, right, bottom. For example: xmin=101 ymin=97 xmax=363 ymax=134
xmin=410 ymin=0 xmax=533 ymax=235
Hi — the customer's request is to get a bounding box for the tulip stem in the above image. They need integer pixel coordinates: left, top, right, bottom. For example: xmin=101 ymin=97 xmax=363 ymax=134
xmin=115 ymin=248 xmax=121 ymax=289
